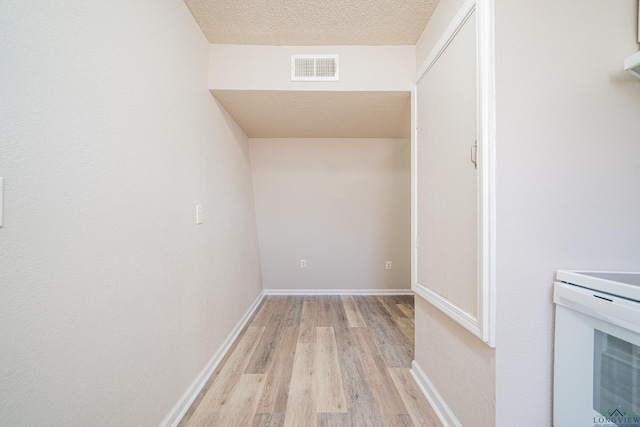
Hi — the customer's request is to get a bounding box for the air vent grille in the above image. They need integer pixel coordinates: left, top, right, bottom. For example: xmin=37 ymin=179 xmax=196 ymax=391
xmin=291 ymin=55 xmax=339 ymax=81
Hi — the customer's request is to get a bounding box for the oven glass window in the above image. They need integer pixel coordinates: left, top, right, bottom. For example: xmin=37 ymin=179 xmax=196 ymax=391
xmin=594 ymin=329 xmax=640 ymax=421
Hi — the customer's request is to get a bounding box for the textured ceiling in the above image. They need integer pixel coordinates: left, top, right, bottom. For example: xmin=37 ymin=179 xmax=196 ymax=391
xmin=212 ymin=90 xmax=411 ymax=138
xmin=184 ymin=0 xmax=439 ymax=46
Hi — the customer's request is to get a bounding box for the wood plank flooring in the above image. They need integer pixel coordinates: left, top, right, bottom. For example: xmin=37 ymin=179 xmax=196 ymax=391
xmin=179 ymin=295 xmax=441 ymax=427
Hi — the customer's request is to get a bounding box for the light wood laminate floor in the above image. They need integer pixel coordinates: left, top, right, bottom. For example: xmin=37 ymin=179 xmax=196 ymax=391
xmin=179 ymin=295 xmax=442 ymax=427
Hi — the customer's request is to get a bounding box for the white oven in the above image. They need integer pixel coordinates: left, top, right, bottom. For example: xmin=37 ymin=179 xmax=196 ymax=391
xmin=554 ymin=271 xmax=640 ymax=427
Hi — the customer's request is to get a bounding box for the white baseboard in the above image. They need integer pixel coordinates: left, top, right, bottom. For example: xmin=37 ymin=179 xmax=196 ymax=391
xmin=410 ymin=360 xmax=462 ymax=427
xmin=159 ymin=291 xmax=265 ymax=427
xmin=263 ymin=288 xmax=413 ymax=296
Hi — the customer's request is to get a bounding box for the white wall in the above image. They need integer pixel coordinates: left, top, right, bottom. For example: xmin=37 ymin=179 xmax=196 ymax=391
xmin=0 ymin=1 xmax=262 ymax=425
xmin=413 ymin=1 xmax=496 ymax=426
xmin=209 ymin=44 xmax=416 ymax=91
xmin=415 ymin=0 xmax=467 ymax=64
xmin=415 ymin=298 xmax=495 ymax=425
xmin=494 ymin=0 xmax=640 ymax=425
xmin=250 ymin=138 xmax=411 ymax=291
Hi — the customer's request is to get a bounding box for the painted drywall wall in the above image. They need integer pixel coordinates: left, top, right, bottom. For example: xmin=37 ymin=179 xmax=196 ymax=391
xmin=250 ymin=138 xmax=411 ymax=291
xmin=412 ymin=1 xmax=496 ymax=425
xmin=209 ymin=44 xmax=416 ymax=91
xmin=415 ymin=298 xmax=495 ymax=425
xmin=494 ymin=0 xmax=640 ymax=425
xmin=0 ymin=1 xmax=262 ymax=425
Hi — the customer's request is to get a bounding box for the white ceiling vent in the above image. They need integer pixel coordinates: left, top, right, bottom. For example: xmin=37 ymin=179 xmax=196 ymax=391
xmin=291 ymin=55 xmax=339 ymax=81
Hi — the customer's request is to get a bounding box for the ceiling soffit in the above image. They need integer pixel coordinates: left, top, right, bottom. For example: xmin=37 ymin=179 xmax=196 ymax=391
xmin=187 ymin=1 xmax=431 ymax=138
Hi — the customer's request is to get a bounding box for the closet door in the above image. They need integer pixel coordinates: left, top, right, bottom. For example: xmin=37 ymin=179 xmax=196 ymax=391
xmin=416 ymin=11 xmax=478 ymax=318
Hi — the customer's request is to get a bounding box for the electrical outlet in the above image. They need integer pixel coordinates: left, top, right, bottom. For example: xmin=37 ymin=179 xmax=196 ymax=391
xmin=385 ymin=261 xmax=393 ymax=270
xmin=300 ymin=259 xmax=307 ymax=268
xmin=196 ymin=204 xmax=203 ymax=224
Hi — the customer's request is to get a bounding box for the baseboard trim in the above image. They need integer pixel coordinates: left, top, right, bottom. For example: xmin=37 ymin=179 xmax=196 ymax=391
xmin=159 ymin=291 xmax=265 ymax=427
xmin=263 ymin=288 xmax=413 ymax=296
xmin=410 ymin=360 xmax=462 ymax=427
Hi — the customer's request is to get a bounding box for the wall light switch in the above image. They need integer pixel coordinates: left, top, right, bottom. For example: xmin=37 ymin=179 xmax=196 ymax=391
xmin=196 ymin=204 xmax=203 ymax=225
xmin=0 ymin=177 xmax=3 ymax=228
xmin=385 ymin=261 xmax=393 ymax=270
xmin=300 ymin=259 xmax=307 ymax=268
